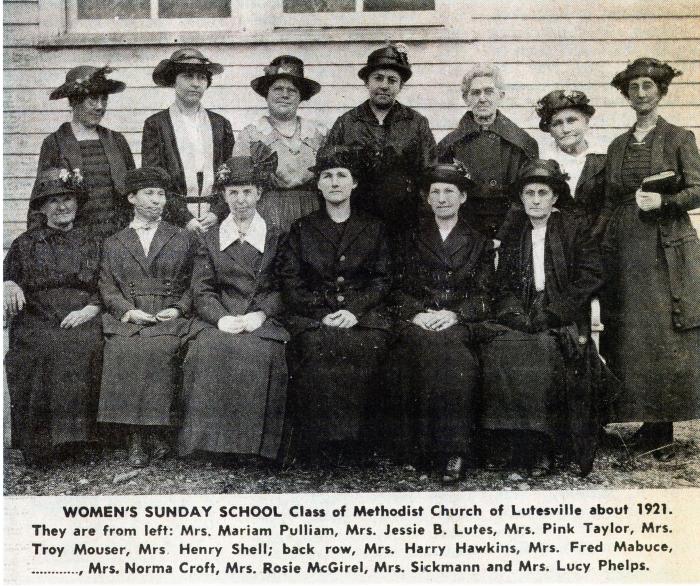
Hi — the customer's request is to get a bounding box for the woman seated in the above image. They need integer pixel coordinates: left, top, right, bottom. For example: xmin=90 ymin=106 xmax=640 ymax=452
xmin=4 ymin=168 xmax=102 ymax=466
xmin=393 ymin=163 xmax=494 ymax=483
xmin=279 ymin=146 xmax=392 ymax=463
xmin=177 ymin=149 xmax=290 ymax=463
xmin=98 ymin=167 xmax=199 ymax=467
xmin=480 ymin=159 xmax=605 ymax=477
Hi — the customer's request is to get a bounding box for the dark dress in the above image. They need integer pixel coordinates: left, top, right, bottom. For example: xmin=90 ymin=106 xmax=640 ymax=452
xmin=601 ymin=117 xmax=700 ymax=423
xmin=392 ymin=217 xmax=493 ymax=459
xmin=178 ymin=222 xmax=289 ymax=459
xmin=29 ymin=122 xmax=135 ymax=239
xmin=4 ymin=226 xmax=103 ymax=459
xmin=279 ymin=209 xmax=392 ymax=449
xmin=98 ymin=222 xmax=199 ymax=427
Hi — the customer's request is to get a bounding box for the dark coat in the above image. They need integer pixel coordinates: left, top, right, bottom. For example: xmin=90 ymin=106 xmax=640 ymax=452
xmin=324 ymin=101 xmax=437 ymax=234
xmin=437 ymin=110 xmax=538 ymax=239
xmin=192 ymin=222 xmax=289 ymax=343
xmin=570 ymin=153 xmax=607 ymax=233
xmin=394 ymin=216 xmax=494 ymax=323
xmin=99 ymin=221 xmax=197 ymax=337
xmin=141 ymin=109 xmax=235 ymax=227
xmin=279 ymin=209 xmax=392 ymax=336
xmin=29 ymin=122 xmax=135 ymax=229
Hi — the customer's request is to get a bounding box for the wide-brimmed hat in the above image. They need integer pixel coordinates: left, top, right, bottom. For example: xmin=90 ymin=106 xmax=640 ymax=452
xmin=251 ymin=55 xmax=321 ymax=101
xmin=358 ymin=43 xmax=412 ymax=82
xmin=49 ymin=66 xmax=125 ymax=101
xmin=215 ymin=146 xmax=278 ymax=189
xmin=152 ymin=48 xmax=224 ymax=88
xmin=308 ymin=145 xmax=368 ymax=180
xmin=420 ymin=162 xmax=477 ymax=192
xmin=535 ymin=90 xmax=596 ymax=132
xmin=123 ymin=167 xmax=171 ymax=197
xmin=512 ymin=159 xmax=572 ymax=203
xmin=611 ymin=58 xmax=682 ymax=94
xmin=30 ymin=167 xmax=87 ymax=210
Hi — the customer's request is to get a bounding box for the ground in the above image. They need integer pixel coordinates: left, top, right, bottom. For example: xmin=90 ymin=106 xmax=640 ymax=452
xmin=3 ymin=422 xmax=699 ymax=496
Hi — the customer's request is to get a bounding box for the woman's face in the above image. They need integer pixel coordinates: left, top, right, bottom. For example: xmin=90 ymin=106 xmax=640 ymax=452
xmin=549 ymin=108 xmax=590 ymax=152
xmin=174 ymin=70 xmax=209 ymax=107
xmin=224 ymin=184 xmax=260 ymax=221
xmin=428 ymin=182 xmax=467 ymax=220
xmin=317 ymin=167 xmax=357 ymax=205
xmin=40 ymin=194 xmax=78 ymax=229
xmin=128 ymin=187 xmax=166 ymax=222
xmin=266 ymin=78 xmax=301 ymax=120
xmin=521 ymin=182 xmax=558 ymax=220
xmin=627 ymin=76 xmax=663 ymax=115
xmin=72 ymin=94 xmax=108 ymax=128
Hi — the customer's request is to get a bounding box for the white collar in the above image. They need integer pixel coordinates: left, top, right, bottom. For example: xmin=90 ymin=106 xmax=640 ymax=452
xmin=219 ymin=212 xmax=266 ymax=253
xmin=130 ymin=217 xmax=161 ymax=230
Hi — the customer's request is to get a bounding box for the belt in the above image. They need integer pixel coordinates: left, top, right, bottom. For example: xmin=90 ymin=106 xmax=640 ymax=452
xmin=127 ymin=277 xmax=185 ymax=297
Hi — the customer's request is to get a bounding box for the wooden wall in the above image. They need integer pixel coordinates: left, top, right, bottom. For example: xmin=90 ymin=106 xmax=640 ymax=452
xmin=4 ymin=0 xmax=700 ymax=250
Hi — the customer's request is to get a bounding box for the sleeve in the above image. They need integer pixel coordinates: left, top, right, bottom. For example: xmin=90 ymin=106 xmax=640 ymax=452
xmin=211 ymin=117 xmax=236 ymax=222
xmin=232 ymin=125 xmax=254 ymax=156
xmin=191 ymin=238 xmax=229 ymax=325
xmin=436 ymin=133 xmax=454 ymax=163
xmin=172 ymin=233 xmax=197 ymax=316
xmin=141 ymin=117 xmax=163 ymax=169
xmin=417 ymin=115 xmax=437 ymax=173
xmin=98 ymin=240 xmax=136 ymax=318
xmin=251 ymin=233 xmax=286 ymax=319
xmin=457 ymin=242 xmax=494 ymax=323
xmin=323 ymin=116 xmax=346 ymax=149
xmin=493 ymin=240 xmax=526 ymax=319
xmin=28 ymin=134 xmax=61 ymax=229
xmin=662 ymin=129 xmax=700 ymax=212
xmin=3 ymin=237 xmax=25 ymax=285
xmin=592 ymin=142 xmax=621 ymax=239
xmin=115 ymin=131 xmax=135 ymax=170
xmin=495 ymin=203 xmax=523 ymax=242
xmin=392 ymin=232 xmax=428 ymax=321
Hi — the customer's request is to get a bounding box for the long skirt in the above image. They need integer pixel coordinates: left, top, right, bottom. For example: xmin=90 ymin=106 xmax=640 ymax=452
xmin=257 ymin=187 xmax=320 ymax=234
xmin=480 ymin=329 xmax=565 ymax=439
xmin=5 ymin=316 xmax=103 ymax=457
xmin=98 ymin=334 xmax=182 ymax=427
xmin=290 ymin=326 xmax=390 ymax=449
xmin=178 ymin=328 xmax=288 ymax=459
xmin=393 ymin=324 xmax=480 ymax=457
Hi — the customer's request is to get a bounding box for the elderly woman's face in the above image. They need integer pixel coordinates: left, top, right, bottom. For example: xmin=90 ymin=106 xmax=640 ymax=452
xmin=318 ymin=167 xmax=357 ymax=205
xmin=266 ymin=78 xmax=301 ymax=120
xmin=174 ymin=71 xmax=209 ymax=107
xmin=72 ymin=94 xmax=108 ymax=128
xmin=627 ymin=76 xmax=662 ymax=115
xmin=128 ymin=187 xmax=166 ymax=222
xmin=428 ymin=182 xmax=466 ymax=220
xmin=521 ymin=182 xmax=558 ymax=220
xmin=40 ymin=194 xmax=78 ymax=230
xmin=464 ymin=76 xmax=503 ymax=120
xmin=224 ymin=184 xmax=260 ymax=221
xmin=550 ymin=108 xmax=590 ymax=152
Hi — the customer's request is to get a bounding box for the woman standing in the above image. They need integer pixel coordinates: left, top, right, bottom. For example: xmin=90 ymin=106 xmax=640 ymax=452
xmin=235 ymin=56 xmax=327 ymax=233
xmin=31 ymin=67 xmax=135 ymax=240
xmin=142 ymin=48 xmax=234 ymax=232
xmin=393 ymin=163 xmax=493 ymax=483
xmin=279 ymin=146 xmax=392 ymax=462
xmin=602 ymin=58 xmax=700 ymax=459
xmin=178 ymin=150 xmax=289 ymax=461
xmin=5 ymin=168 xmax=103 ymax=466
xmin=535 ymin=90 xmax=608 ymax=236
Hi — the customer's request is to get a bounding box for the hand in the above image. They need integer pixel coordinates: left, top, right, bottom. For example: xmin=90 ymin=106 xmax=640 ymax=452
xmin=198 ymin=212 xmax=218 ymax=232
xmin=412 ymin=312 xmax=434 ymax=331
xmin=218 ymin=315 xmax=246 ymax=334
xmin=322 ymin=310 xmax=358 ymax=329
xmin=4 ymin=281 xmax=26 ymax=318
xmin=425 ymin=308 xmax=459 ymax=331
xmin=635 ymin=189 xmax=662 ymax=211
xmin=155 ymin=307 xmax=182 ymax=321
xmin=122 ymin=309 xmax=158 ymax=325
xmin=60 ymin=304 xmax=100 ymax=329
xmin=242 ymin=311 xmax=266 ymax=332
xmin=186 ymin=218 xmax=205 ymax=234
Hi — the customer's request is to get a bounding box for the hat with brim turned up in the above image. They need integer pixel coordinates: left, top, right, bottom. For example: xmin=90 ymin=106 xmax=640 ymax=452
xmin=535 ymin=89 xmax=596 ymax=132
xmin=49 ymin=66 xmax=126 ymax=101
xmin=611 ymin=57 xmax=681 ymax=94
xmin=251 ymin=55 xmax=321 ymax=101
xmin=358 ymin=44 xmax=412 ymax=82
xmin=123 ymin=167 xmax=171 ymax=197
xmin=30 ymin=167 xmax=88 ymax=210
xmin=420 ymin=162 xmax=477 ymax=193
xmin=152 ymin=47 xmax=224 ymax=88
xmin=511 ymin=159 xmax=573 ymax=205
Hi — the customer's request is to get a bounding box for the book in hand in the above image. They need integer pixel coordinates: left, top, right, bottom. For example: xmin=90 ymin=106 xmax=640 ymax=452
xmin=641 ymin=170 xmax=680 ymax=194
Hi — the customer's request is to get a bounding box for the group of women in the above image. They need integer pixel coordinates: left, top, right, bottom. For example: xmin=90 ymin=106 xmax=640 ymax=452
xmin=4 ymin=50 xmax=699 ymax=483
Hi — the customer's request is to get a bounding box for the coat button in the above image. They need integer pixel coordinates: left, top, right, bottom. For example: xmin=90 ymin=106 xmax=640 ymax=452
xmin=129 ymin=282 xmax=134 ymax=287
xmin=672 ymin=295 xmax=681 ymax=302
xmin=489 ymin=179 xmax=497 ymax=187
xmin=337 ymin=276 xmax=345 ymax=283
xmin=674 ymin=320 xmax=683 ymax=328
xmin=337 ymin=295 xmax=345 ymax=303
xmin=672 ymin=308 xmax=681 ymax=314
xmin=339 ymin=255 xmax=346 ymax=262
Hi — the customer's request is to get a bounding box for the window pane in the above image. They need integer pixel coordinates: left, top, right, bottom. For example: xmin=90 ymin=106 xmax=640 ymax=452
xmin=159 ymin=0 xmax=230 ymax=18
xmin=283 ymin=0 xmax=354 ymax=13
xmin=364 ymin=0 xmax=434 ymax=10
xmin=77 ymin=0 xmax=149 ymax=19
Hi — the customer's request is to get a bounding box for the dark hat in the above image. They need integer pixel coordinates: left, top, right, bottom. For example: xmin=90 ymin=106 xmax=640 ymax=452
xmin=123 ymin=167 xmax=171 ymax=197
xmin=49 ymin=66 xmax=125 ymax=101
xmin=251 ymin=55 xmax=321 ymax=101
xmin=358 ymin=43 xmax=412 ymax=82
xmin=309 ymin=145 xmax=367 ymax=179
xmin=215 ymin=144 xmax=278 ymax=189
xmin=30 ymin=167 xmax=87 ymax=210
xmin=535 ymin=90 xmax=596 ymax=132
xmin=611 ymin=58 xmax=682 ymax=94
xmin=512 ymin=159 xmax=572 ymax=203
xmin=421 ymin=162 xmax=477 ymax=192
xmin=152 ymin=47 xmax=224 ymax=88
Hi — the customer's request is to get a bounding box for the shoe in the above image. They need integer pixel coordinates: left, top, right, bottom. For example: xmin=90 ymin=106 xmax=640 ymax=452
xmin=442 ymin=455 xmax=464 ymax=484
xmin=530 ymin=452 xmax=553 ymax=478
xmin=653 ymin=444 xmax=677 ymax=462
xmin=128 ymin=432 xmax=148 ymax=468
xmin=149 ymin=433 xmax=170 ymax=461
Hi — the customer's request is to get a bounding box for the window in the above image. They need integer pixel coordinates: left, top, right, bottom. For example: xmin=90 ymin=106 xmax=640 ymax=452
xmin=279 ymin=0 xmax=441 ymax=27
xmin=283 ymin=0 xmax=435 ymax=13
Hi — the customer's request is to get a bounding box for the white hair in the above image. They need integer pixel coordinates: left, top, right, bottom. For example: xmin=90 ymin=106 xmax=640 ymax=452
xmin=461 ymin=63 xmax=506 ymax=95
